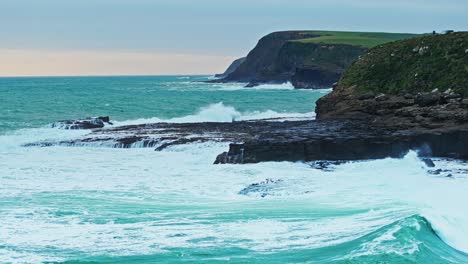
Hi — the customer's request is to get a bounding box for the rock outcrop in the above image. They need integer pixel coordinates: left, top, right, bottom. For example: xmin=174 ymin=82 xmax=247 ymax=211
xmin=216 ymin=32 xmax=468 ymax=163
xmin=316 ymin=32 xmax=468 ymax=126
xmin=29 ymin=118 xmax=468 ymax=162
xmin=51 ymin=116 xmax=112 ymax=130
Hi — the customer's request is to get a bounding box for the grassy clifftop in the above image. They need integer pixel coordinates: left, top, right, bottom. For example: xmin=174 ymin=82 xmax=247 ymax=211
xmin=220 ymin=30 xmax=419 ymax=88
xmin=293 ymin=31 xmax=418 ymax=48
xmin=339 ymin=32 xmax=468 ymax=97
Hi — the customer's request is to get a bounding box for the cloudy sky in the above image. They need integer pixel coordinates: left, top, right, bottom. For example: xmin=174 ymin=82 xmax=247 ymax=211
xmin=1 ymin=0 xmax=467 ymax=76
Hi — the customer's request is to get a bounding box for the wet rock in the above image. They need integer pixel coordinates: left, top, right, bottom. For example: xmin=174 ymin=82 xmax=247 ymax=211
xmin=422 ymin=158 xmax=435 ymax=167
xmin=51 ymin=116 xmax=112 ymax=130
xmin=214 ymin=120 xmax=468 ymax=164
xmin=214 ymin=144 xmax=244 ymax=164
xmin=310 ymin=160 xmax=344 ymax=171
xmin=239 ymin=178 xmax=283 ymax=197
xmin=245 ymin=82 xmax=260 ymax=88
xmin=428 ymin=169 xmax=443 ymax=175
xmin=30 ymin=114 xmax=468 ymax=165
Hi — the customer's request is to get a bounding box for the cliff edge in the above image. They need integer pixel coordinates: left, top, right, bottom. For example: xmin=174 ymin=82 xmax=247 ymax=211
xmin=216 ymin=31 xmax=418 ymax=89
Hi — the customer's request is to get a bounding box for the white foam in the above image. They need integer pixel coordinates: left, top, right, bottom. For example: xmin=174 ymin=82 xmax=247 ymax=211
xmin=2 ymin=131 xmax=468 ymax=261
xmin=112 ymin=102 xmax=314 ymax=126
xmin=217 ymin=82 xmax=296 ymax=91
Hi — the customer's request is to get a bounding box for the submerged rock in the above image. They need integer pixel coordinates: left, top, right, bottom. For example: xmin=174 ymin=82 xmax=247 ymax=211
xmin=310 ymin=160 xmax=345 ymax=171
xmin=239 ymin=179 xmax=283 ymax=197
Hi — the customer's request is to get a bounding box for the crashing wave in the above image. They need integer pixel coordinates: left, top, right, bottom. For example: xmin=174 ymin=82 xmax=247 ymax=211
xmin=112 ymin=102 xmax=314 ymax=126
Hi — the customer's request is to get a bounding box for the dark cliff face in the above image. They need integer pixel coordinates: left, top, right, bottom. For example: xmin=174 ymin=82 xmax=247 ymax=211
xmin=214 ymin=57 xmax=246 ymax=78
xmin=223 ymin=31 xmax=319 ymax=83
xmin=277 ymin=41 xmax=366 ymax=89
xmin=220 ymin=31 xmax=367 ymax=89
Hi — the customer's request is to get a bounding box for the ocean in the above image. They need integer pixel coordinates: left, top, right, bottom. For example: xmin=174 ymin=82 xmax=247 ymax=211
xmin=1 ymin=76 xmax=467 ymax=263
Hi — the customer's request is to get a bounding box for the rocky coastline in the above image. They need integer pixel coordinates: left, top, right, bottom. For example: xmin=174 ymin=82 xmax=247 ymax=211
xmin=215 ymin=32 xmax=467 ymax=164
xmin=25 ymin=32 xmax=468 ymax=165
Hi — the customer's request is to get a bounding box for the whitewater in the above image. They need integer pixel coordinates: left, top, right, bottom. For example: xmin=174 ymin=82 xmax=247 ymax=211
xmin=1 ymin=76 xmax=467 ymax=263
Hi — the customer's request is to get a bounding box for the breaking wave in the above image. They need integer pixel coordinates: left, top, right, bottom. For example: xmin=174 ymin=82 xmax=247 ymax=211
xmin=112 ymin=102 xmax=315 ymax=126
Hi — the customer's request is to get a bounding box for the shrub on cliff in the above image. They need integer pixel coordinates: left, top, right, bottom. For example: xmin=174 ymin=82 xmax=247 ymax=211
xmin=339 ymin=32 xmax=468 ymax=97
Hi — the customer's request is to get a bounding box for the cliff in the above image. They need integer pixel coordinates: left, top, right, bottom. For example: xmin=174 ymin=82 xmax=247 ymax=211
xmin=217 ymin=31 xmax=418 ymax=89
xmin=316 ymin=32 xmax=468 ymax=128
xmin=214 ymin=57 xmax=246 ymax=78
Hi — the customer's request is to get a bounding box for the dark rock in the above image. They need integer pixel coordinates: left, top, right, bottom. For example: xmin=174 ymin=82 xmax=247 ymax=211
xmin=28 ymin=115 xmax=468 ymax=164
xmin=239 ymin=179 xmax=283 ymax=197
xmin=213 ymin=120 xmax=468 ymax=164
xmin=310 ymin=160 xmax=344 ymax=171
xmin=422 ymin=158 xmax=435 ymax=167
xmin=214 ymin=144 xmax=244 ymax=164
xmin=358 ymin=92 xmax=375 ymax=100
xmin=245 ymin=82 xmax=260 ymax=88
xmin=51 ymin=116 xmax=112 ymax=130
xmin=428 ymin=169 xmax=443 ymax=175
xmin=155 ymin=137 xmax=207 ymax=151
xmin=291 ymin=67 xmax=342 ymax=89
xmin=415 ymin=92 xmax=441 ymax=107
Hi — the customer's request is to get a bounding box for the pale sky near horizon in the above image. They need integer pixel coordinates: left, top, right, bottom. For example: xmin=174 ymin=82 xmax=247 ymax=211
xmin=1 ymin=0 xmax=467 ymax=76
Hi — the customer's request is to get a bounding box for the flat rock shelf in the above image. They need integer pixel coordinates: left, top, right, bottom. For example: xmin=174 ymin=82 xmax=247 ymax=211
xmin=25 ymin=119 xmax=468 ymax=164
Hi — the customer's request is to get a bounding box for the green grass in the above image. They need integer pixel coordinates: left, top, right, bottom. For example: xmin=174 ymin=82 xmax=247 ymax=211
xmin=339 ymin=32 xmax=468 ymax=97
xmin=293 ymin=31 xmax=419 ymax=48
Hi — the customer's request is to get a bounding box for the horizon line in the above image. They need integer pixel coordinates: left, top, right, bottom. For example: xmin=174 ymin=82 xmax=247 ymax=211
xmin=0 ymin=74 xmax=216 ymax=79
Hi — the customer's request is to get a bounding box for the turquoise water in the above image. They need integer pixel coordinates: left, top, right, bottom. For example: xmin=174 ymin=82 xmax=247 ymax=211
xmin=0 ymin=76 xmax=322 ymax=133
xmin=1 ymin=76 xmax=468 ymax=263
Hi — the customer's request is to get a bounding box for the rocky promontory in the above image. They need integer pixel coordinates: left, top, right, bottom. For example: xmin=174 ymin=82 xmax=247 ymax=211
xmin=316 ymin=32 xmax=468 ymax=125
xmin=216 ymin=32 xmax=468 ymax=163
xmin=213 ymin=31 xmax=418 ymax=89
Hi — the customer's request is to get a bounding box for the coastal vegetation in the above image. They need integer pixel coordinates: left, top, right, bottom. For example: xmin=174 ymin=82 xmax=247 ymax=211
xmin=339 ymin=32 xmax=468 ymax=97
xmin=293 ymin=31 xmax=419 ymax=48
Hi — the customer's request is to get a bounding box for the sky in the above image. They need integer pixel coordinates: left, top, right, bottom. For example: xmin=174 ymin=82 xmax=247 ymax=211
xmin=1 ymin=0 xmax=467 ymax=76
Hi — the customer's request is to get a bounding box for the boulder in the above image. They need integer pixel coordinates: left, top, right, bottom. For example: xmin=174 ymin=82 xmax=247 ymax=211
xmin=415 ymin=92 xmax=441 ymax=107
